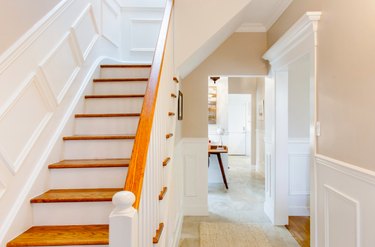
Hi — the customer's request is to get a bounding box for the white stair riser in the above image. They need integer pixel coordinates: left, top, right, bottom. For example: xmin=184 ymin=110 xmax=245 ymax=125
xmin=75 ymin=117 xmax=139 ymax=135
xmin=33 ymin=202 xmax=113 ymax=225
xmin=84 ymin=98 xmax=143 ymax=114
xmin=93 ymin=82 xmax=147 ymax=95
xmin=100 ymin=67 xmax=150 ymax=79
xmin=49 ymin=167 xmax=127 ymax=189
xmin=64 ymin=139 xmax=134 ymax=160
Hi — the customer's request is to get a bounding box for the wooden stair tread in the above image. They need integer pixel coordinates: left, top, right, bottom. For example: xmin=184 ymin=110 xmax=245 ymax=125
xmin=93 ymin=78 xmax=148 ymax=82
xmin=30 ymin=188 xmax=122 ymax=203
xmin=63 ymin=135 xmax=135 ymax=141
xmin=85 ymin=94 xmax=144 ymax=99
xmin=49 ymin=159 xmax=130 ymax=169
xmin=7 ymin=225 xmax=109 ymax=247
xmin=101 ymin=64 xmax=151 ymax=68
xmin=75 ymin=113 xmax=140 ymax=118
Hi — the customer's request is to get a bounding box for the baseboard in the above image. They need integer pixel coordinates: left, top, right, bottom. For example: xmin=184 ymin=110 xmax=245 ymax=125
xmin=288 ymin=206 xmax=310 ymax=216
xmin=184 ymin=205 xmax=209 ymax=216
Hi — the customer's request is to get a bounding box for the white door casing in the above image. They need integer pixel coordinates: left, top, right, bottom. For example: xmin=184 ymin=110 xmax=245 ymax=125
xmin=262 ymin=11 xmax=321 ymax=246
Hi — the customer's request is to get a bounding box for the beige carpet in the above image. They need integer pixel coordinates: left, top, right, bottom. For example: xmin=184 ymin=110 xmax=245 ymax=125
xmin=200 ymin=222 xmax=273 ymax=247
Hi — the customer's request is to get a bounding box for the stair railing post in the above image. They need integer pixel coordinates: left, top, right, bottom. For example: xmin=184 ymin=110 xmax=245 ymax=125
xmin=110 ymin=191 xmax=138 ymax=247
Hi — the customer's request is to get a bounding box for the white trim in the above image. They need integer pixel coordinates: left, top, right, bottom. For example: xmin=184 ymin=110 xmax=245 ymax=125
xmin=170 ymin=213 xmax=183 ymax=247
xmin=0 ymin=179 xmax=6 ymax=199
xmin=264 ymin=0 xmax=293 ymax=30
xmin=289 ymin=205 xmax=310 ymax=216
xmin=316 ymin=155 xmax=375 ymax=185
xmin=0 ymin=56 xmax=109 ymax=242
xmin=288 ymin=138 xmax=310 ymax=144
xmin=235 ymin=23 xmax=266 ymax=33
xmin=0 ymin=0 xmax=75 ymax=74
xmin=263 ymin=12 xmax=321 ymax=69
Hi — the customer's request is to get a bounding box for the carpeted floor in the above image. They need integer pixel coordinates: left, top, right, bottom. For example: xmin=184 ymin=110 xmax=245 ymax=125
xmin=179 ymin=156 xmax=300 ymax=247
xmin=200 ymin=222 xmax=272 ymax=247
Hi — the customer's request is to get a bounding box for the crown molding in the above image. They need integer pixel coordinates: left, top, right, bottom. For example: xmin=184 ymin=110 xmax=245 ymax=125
xmin=263 ymin=12 xmax=322 ymax=68
xmin=236 ymin=23 xmax=266 ymax=33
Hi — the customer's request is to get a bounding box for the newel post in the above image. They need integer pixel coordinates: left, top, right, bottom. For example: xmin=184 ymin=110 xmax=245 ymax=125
xmin=109 ymin=191 xmax=138 ymax=247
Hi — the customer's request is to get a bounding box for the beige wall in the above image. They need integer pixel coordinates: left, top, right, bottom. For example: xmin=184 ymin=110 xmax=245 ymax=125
xmin=0 ymin=0 xmax=62 ymax=55
xmin=267 ymin=0 xmax=322 ymax=47
xmin=228 ymin=77 xmax=257 ymax=94
xmin=182 ymin=32 xmax=268 ymax=138
xmin=270 ymin=0 xmax=375 ymax=170
xmin=317 ymin=0 xmax=375 ymax=171
xmin=288 ymin=54 xmax=310 ymax=139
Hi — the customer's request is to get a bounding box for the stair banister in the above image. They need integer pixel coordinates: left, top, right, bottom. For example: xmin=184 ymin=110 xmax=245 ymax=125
xmin=110 ymin=0 xmax=175 ymax=246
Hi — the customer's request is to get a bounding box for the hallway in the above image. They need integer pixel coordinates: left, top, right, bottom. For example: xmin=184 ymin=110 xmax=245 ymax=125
xmin=179 ymin=156 xmax=300 ymax=246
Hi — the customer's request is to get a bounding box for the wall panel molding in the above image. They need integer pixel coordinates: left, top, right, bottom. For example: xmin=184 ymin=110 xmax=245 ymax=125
xmin=316 ymin=155 xmax=375 ymax=247
xmin=40 ymin=33 xmax=81 ymax=104
xmin=0 ymin=78 xmax=52 ymax=174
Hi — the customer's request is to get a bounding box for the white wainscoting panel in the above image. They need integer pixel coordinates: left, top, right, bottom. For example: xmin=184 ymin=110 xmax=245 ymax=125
xmin=71 ymin=5 xmax=99 ymax=60
xmin=182 ymin=138 xmax=208 ymax=216
xmin=40 ymin=33 xmax=80 ymax=104
xmin=0 ymin=77 xmax=52 ymax=174
xmin=102 ymin=0 xmax=121 ymax=47
xmin=288 ymin=138 xmax=310 ymax=216
xmin=121 ymin=7 xmax=164 ymax=61
xmin=316 ymin=155 xmax=375 ymax=247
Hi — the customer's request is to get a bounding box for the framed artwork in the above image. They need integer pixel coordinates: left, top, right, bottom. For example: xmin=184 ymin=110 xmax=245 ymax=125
xmin=208 ymin=85 xmax=217 ymax=124
xmin=178 ymin=90 xmax=183 ymax=120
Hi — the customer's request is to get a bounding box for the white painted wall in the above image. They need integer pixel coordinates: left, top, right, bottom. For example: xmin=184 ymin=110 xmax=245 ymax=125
xmin=182 ymin=138 xmax=209 ymax=216
xmin=256 ymin=78 xmax=265 ymax=174
xmin=0 ymin=0 xmax=164 ymax=244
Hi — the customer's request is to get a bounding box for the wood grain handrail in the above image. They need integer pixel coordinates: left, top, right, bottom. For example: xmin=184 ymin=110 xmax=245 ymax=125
xmin=124 ymin=0 xmax=174 ymax=209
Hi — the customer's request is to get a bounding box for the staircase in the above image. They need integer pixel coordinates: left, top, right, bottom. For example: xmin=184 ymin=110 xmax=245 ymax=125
xmin=6 ymin=65 xmax=151 ymax=247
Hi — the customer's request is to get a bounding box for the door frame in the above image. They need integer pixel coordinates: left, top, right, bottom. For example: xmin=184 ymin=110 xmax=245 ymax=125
xmin=262 ymin=12 xmax=321 ymax=247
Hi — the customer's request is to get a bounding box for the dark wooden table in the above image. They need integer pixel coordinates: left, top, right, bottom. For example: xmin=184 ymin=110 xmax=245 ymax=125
xmin=208 ymin=145 xmax=229 ymax=189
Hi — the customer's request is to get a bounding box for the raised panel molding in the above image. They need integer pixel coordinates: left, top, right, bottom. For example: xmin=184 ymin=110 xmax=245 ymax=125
xmin=289 ymin=154 xmax=310 ymax=195
xmin=324 ymin=185 xmax=360 ymax=247
xmin=40 ymin=33 xmax=80 ymax=104
xmin=102 ymin=0 xmax=120 ymax=47
xmin=315 ymin=155 xmax=375 ymax=247
xmin=129 ymin=19 xmax=162 ymax=52
xmin=71 ymin=4 xmax=99 ymax=61
xmin=183 ymin=155 xmax=197 ymax=197
xmin=0 ymin=77 xmax=52 ymax=174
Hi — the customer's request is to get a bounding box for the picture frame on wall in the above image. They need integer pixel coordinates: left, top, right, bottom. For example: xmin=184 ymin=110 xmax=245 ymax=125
xmin=178 ymin=90 xmax=183 ymax=120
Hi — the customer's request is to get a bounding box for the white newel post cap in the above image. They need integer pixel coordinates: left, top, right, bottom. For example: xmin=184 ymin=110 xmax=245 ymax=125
xmin=111 ymin=191 xmax=136 ymax=216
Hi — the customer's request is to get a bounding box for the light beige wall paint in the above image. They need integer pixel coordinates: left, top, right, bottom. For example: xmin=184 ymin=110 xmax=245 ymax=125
xmin=317 ymin=0 xmax=375 ymax=171
xmin=0 ymin=0 xmax=62 ymax=55
xmin=267 ymin=0 xmax=322 ymax=47
xmin=182 ymin=32 xmax=268 ymax=138
xmin=228 ymin=77 xmax=257 ymax=94
xmin=288 ymin=55 xmax=310 ymax=139
xmin=175 ymin=0 xmax=252 ymax=76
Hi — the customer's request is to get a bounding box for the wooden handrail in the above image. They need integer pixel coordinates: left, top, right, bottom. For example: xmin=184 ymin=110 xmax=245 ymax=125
xmin=124 ymin=0 xmax=174 ymax=209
